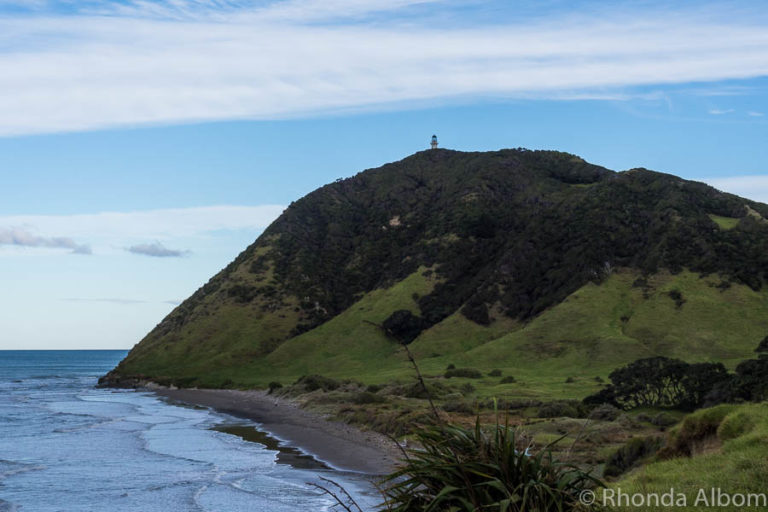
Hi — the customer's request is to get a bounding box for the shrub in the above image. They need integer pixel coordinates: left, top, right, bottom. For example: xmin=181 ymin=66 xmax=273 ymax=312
xmin=479 ymin=398 xmax=542 ymax=410
xmin=295 ymin=374 xmax=340 ymax=392
xmin=668 ymin=289 xmax=686 ymax=308
xmin=440 ymin=399 xmax=475 ymax=415
xmin=383 ymin=309 xmax=428 ymax=344
xmin=381 ymin=421 xmax=603 ymax=511
xmin=565 ymin=376 xmax=575 ymax=383
xmin=267 ymin=381 xmax=283 ymax=394
xmin=488 ymin=369 xmax=502 ymax=377
xmin=650 ymin=412 xmax=677 ymax=428
xmin=499 ymin=375 xmax=516 ymax=384
xmin=538 ymin=400 xmax=584 ymax=419
xmin=458 ymin=382 xmax=476 ymax=396
xmin=365 ymin=384 xmax=383 ymax=393
xmin=388 ymin=380 xmax=452 ymax=399
xmin=717 ymin=410 xmax=756 ymax=441
xmin=446 ymin=363 xmax=456 ymax=370
xmin=351 ymin=391 xmax=387 ymax=404
xmin=658 ymin=405 xmax=735 ymax=459
xmin=588 ymin=404 xmax=620 ymax=421
xmin=603 ymin=436 xmax=664 ymax=478
xmin=583 ymin=357 xmax=729 ymax=410
xmin=444 ymin=368 xmax=483 ymax=379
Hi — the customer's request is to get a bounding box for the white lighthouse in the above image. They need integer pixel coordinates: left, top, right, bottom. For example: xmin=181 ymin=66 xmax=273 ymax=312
xmin=430 ymin=134 xmax=438 ymax=150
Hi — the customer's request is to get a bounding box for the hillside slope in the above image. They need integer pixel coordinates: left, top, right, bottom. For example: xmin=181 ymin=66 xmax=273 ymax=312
xmin=102 ymin=148 xmax=768 ymax=391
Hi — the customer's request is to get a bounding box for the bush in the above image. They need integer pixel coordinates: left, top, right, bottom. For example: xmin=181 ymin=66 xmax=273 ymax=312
xmin=538 ymin=400 xmax=584 ymax=419
xmin=499 ymin=375 xmax=516 ymax=384
xmin=588 ymin=404 xmax=620 ymax=421
xmin=565 ymin=376 xmax=575 ymax=383
xmin=351 ymin=391 xmax=387 ymax=404
xmin=295 ymin=374 xmax=340 ymax=392
xmin=446 ymin=363 xmax=456 ymax=370
xmin=658 ymin=405 xmax=734 ymax=459
xmin=583 ymin=357 xmax=730 ymax=410
xmin=388 ymin=380 xmax=452 ymax=399
xmin=366 ymin=384 xmax=383 ymax=393
xmin=381 ymin=421 xmax=603 ymax=511
xmin=267 ymin=381 xmax=283 ymax=394
xmin=479 ymin=398 xmax=542 ymax=410
xmin=717 ymin=410 xmax=756 ymax=441
xmin=488 ymin=369 xmax=502 ymax=377
xmin=444 ymin=368 xmax=483 ymax=379
xmin=458 ymin=382 xmax=476 ymax=395
xmin=441 ymin=399 xmax=475 ymax=415
xmin=383 ymin=309 xmax=428 ymax=344
xmin=604 ymin=436 xmax=664 ymax=478
xmin=650 ymin=412 xmax=677 ymax=428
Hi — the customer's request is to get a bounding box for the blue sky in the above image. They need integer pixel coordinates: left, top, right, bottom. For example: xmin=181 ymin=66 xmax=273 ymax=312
xmin=1 ymin=0 xmax=767 ymax=349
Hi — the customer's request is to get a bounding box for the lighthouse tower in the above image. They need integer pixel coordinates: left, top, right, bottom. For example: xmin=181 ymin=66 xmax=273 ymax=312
xmin=430 ymin=134 xmax=438 ymax=150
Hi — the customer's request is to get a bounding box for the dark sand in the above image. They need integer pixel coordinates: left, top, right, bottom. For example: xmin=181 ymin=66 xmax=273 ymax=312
xmin=154 ymin=388 xmax=401 ymax=475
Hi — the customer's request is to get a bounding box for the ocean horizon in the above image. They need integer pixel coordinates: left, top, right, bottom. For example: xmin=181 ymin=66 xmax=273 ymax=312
xmin=0 ymin=350 xmax=376 ymax=511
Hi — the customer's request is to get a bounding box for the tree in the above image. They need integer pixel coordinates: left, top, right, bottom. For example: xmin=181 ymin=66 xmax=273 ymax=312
xmin=584 ymin=357 xmax=730 ymax=411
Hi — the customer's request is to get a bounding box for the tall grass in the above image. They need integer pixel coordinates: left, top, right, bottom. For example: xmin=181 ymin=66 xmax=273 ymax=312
xmin=379 ymin=417 xmax=602 ymax=511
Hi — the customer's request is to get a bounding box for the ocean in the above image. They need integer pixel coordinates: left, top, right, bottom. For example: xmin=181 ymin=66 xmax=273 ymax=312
xmin=0 ymin=351 xmax=377 ymax=511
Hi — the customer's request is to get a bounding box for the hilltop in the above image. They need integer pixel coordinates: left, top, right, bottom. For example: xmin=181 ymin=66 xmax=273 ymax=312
xmin=102 ymin=148 xmax=768 ymax=395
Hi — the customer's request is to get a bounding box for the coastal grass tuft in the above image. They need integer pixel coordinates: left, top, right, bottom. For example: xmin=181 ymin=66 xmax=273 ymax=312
xmin=381 ymin=418 xmax=603 ymax=511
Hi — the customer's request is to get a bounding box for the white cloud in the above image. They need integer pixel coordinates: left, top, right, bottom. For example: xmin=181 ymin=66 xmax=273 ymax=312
xmin=0 ymin=2 xmax=767 ymax=135
xmin=703 ymin=175 xmax=768 ymax=204
xmin=748 ymin=111 xmax=765 ymax=117
xmin=708 ymin=108 xmax=735 ymax=115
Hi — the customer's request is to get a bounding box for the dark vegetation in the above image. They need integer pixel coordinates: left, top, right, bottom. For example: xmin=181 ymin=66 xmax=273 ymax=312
xmin=603 ymin=436 xmax=665 ymax=478
xmin=586 ymin=340 xmax=768 ymax=411
xmin=123 ymin=148 xmax=768 ymax=373
xmin=444 ymin=367 xmax=483 ymax=379
xmin=260 ymin=149 xmax=768 ymax=338
xmin=381 ymin=420 xmax=602 ymax=512
xmin=583 ymin=356 xmax=730 ymax=411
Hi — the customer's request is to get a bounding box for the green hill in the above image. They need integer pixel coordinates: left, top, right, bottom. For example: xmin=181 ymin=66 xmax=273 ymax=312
xmin=101 ymin=148 xmax=768 ymax=394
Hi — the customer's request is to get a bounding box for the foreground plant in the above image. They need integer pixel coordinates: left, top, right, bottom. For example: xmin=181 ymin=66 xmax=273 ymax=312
xmin=379 ymin=418 xmax=602 ymax=512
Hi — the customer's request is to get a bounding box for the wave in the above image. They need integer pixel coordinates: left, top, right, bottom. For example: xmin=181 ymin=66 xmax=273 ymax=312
xmin=0 ymin=460 xmax=46 ymax=481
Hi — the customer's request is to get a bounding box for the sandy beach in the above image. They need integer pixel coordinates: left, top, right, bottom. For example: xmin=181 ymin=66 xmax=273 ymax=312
xmin=154 ymin=388 xmax=402 ymax=475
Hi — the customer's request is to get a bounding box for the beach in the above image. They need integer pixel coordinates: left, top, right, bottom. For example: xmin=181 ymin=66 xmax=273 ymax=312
xmin=154 ymin=388 xmax=402 ymax=475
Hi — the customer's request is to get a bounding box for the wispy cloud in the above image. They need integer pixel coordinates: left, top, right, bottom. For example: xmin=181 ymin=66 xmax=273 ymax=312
xmin=127 ymin=241 xmax=189 ymax=258
xmin=0 ymin=1 xmax=767 ymax=135
xmin=748 ymin=111 xmax=765 ymax=117
xmin=0 ymin=205 xmax=282 ymax=255
xmin=0 ymin=227 xmax=91 ymax=254
xmin=708 ymin=108 xmax=735 ymax=115
xmin=0 ymin=205 xmax=283 ymax=240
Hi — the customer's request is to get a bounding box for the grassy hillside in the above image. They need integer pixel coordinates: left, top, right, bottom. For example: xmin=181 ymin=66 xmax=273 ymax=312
xmin=109 ymin=266 xmax=768 ymax=399
xmin=609 ymin=402 xmax=768 ymax=511
xmin=104 ymin=148 xmax=768 ymax=397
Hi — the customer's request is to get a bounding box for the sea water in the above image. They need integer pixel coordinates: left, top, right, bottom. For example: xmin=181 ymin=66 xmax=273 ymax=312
xmin=0 ymin=351 xmax=378 ymax=511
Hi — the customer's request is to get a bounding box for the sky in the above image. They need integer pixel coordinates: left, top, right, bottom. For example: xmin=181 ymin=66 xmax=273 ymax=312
xmin=0 ymin=0 xmax=767 ymax=350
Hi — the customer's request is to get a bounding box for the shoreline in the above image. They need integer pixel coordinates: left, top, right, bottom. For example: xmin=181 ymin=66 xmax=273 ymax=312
xmin=152 ymin=388 xmax=402 ymax=475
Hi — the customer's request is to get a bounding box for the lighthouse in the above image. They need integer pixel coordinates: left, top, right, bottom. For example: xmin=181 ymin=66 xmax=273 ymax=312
xmin=430 ymin=135 xmax=438 ymax=150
